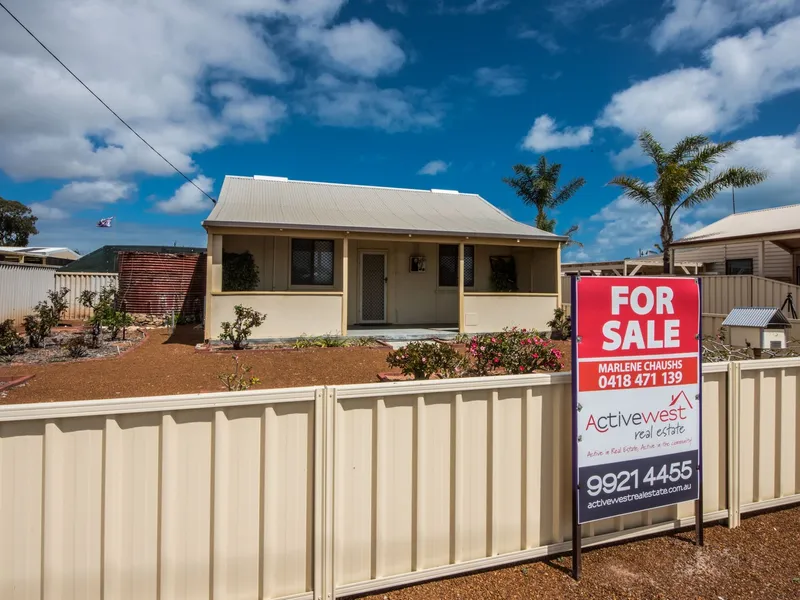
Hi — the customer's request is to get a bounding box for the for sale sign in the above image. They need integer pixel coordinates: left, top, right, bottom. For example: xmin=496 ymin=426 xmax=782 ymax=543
xmin=572 ymin=277 xmax=701 ymax=524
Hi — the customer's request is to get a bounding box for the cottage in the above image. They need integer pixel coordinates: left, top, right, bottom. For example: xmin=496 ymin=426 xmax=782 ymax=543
xmin=202 ymin=176 xmax=565 ymax=340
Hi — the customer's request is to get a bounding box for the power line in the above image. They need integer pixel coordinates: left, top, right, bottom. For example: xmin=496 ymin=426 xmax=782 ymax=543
xmin=0 ymin=1 xmax=216 ymax=204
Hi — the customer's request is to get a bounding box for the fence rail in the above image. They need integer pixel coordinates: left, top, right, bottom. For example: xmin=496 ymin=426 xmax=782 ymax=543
xmin=0 ymin=362 xmax=798 ymax=599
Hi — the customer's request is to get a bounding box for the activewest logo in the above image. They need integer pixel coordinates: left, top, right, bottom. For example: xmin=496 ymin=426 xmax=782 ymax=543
xmin=585 ymin=391 xmax=692 ymax=433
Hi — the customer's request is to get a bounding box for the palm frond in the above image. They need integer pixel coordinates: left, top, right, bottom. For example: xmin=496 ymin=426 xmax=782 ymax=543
xmin=552 ymin=177 xmax=586 ymax=207
xmin=667 ymin=134 xmax=710 ymax=163
xmin=638 ymin=130 xmax=667 ymax=169
xmin=676 ymin=166 xmax=768 ymax=212
xmin=608 ymin=174 xmax=664 ymax=219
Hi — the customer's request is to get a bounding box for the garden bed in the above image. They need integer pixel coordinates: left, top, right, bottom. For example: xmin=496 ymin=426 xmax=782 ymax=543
xmin=196 ymin=336 xmax=389 ymax=353
xmin=2 ymin=329 xmax=147 ymax=365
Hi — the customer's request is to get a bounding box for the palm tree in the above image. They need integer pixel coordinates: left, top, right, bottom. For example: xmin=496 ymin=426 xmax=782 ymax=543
xmin=609 ymin=131 xmax=767 ymax=274
xmin=503 ymin=157 xmax=586 ymax=234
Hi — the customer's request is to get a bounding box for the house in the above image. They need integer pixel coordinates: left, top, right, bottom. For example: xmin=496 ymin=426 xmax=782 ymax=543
xmin=202 ymin=176 xmax=565 ymax=340
xmin=672 ymin=203 xmax=800 ymax=283
xmin=561 ymin=253 xmax=704 ymax=277
xmin=0 ymin=246 xmax=80 ymax=267
xmin=61 ymin=245 xmax=205 ymax=273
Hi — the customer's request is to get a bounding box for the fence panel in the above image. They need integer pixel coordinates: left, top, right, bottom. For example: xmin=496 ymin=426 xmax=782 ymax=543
xmin=699 ymin=275 xmax=752 ymax=314
xmin=55 ymin=272 xmax=119 ymax=320
xmin=737 ymin=359 xmax=800 ymax=514
xmin=0 ymin=263 xmax=58 ymax=322
xmin=0 ymin=388 xmax=319 ymax=600
xmin=330 ymin=366 xmax=730 ymax=597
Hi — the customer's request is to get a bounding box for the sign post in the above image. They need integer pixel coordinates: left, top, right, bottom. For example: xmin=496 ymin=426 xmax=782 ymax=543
xmin=571 ymin=276 xmax=702 ymax=580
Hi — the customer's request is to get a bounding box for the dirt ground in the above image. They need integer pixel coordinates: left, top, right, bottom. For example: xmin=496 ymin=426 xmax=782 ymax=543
xmin=360 ymin=506 xmax=800 ymax=600
xmin=0 ymin=326 xmax=393 ymax=403
xmin=0 ymin=326 xmax=572 ymax=404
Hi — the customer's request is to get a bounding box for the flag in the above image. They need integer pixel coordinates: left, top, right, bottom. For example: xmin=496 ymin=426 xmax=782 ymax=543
xmin=97 ymin=217 xmax=114 ymax=228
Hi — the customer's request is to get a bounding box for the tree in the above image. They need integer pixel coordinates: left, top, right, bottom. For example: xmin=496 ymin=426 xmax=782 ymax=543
xmin=0 ymin=197 xmax=39 ymax=246
xmin=503 ymin=157 xmax=585 ymax=241
xmin=608 ymin=131 xmax=767 ymax=274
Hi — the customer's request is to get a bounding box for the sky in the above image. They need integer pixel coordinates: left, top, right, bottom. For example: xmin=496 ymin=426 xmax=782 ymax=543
xmin=1 ymin=0 xmax=799 ymax=261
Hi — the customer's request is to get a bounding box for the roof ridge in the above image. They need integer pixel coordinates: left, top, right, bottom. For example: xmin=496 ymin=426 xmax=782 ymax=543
xmin=224 ymin=174 xmax=482 ymax=196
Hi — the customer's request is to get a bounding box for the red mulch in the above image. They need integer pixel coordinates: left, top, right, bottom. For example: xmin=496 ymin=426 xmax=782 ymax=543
xmin=0 ymin=327 xmax=572 ymax=404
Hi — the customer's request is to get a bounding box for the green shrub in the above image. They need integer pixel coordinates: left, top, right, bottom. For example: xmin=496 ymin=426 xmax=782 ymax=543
xmin=547 ymin=307 xmax=571 ymax=340
xmin=466 ymin=328 xmax=564 ymax=376
xmin=219 ymin=305 xmax=266 ymax=350
xmin=293 ymin=334 xmax=348 ymax=349
xmin=222 ymin=251 xmax=260 ymax=291
xmin=64 ymin=336 xmax=89 ymax=358
xmin=218 ymin=355 xmax=260 ymax=391
xmin=80 ymin=286 xmax=133 ymax=342
xmin=23 ymin=287 xmax=71 ymax=347
xmin=386 ymin=341 xmax=465 ymax=380
xmin=0 ymin=319 xmax=25 ymax=357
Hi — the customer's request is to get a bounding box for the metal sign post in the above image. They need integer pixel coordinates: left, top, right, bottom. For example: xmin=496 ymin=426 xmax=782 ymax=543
xmin=571 ymin=276 xmax=703 ymax=581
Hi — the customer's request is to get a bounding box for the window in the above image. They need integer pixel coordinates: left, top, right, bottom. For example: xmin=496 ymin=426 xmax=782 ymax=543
xmin=438 ymin=244 xmax=474 ymax=287
xmin=726 ymin=258 xmax=753 ymax=275
xmin=291 ymin=239 xmax=334 ymax=286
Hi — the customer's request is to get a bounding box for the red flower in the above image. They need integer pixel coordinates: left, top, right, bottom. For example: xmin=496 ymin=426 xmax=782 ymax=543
xmin=519 ymin=366 xmax=524 ymax=371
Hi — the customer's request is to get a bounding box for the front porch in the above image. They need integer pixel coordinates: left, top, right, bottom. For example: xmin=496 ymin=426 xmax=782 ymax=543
xmin=204 ymin=229 xmax=562 ymax=340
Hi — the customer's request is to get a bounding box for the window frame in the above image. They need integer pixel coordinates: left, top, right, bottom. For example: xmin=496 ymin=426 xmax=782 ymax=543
xmin=290 ymin=238 xmax=335 ymax=287
xmin=438 ymin=244 xmax=475 ymax=288
xmin=725 ymin=258 xmax=754 ymax=275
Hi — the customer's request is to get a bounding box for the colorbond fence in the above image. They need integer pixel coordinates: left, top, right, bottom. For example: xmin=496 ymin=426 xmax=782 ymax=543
xmin=0 ymin=263 xmax=58 ymax=322
xmin=0 ymin=361 xmax=798 ymax=600
xmin=54 ymin=272 xmax=119 ymax=319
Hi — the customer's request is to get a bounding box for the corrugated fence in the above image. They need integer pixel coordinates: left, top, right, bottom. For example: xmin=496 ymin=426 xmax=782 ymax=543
xmin=118 ymin=251 xmax=206 ymax=316
xmin=0 ymin=263 xmax=58 ymax=323
xmin=54 ymin=272 xmax=120 ymax=320
xmin=0 ymin=361 xmax=797 ymax=599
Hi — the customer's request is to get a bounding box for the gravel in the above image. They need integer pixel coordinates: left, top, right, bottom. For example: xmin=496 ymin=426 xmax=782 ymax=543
xmin=357 ymin=506 xmax=800 ymax=600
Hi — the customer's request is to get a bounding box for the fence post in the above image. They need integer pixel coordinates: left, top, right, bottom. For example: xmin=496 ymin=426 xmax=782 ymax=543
xmin=726 ymin=362 xmax=742 ymax=528
xmin=315 ymin=386 xmax=336 ymax=600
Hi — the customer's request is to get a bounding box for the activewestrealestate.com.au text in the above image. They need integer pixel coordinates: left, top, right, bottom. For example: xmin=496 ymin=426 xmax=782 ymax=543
xmin=586 ymin=484 xmax=692 ymax=509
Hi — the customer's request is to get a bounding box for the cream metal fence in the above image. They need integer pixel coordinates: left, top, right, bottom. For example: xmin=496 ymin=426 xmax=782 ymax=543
xmin=0 ymin=362 xmax=798 ymax=599
xmin=54 ymin=272 xmax=119 ymax=320
xmin=0 ymin=263 xmax=59 ymax=322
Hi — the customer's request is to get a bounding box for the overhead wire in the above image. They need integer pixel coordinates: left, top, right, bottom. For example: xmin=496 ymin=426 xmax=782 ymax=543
xmin=0 ymin=0 xmax=217 ymax=203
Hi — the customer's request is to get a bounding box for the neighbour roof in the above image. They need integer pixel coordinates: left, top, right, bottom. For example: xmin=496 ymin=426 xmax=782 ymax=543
xmin=203 ymin=176 xmax=566 ymax=242
xmin=0 ymin=246 xmax=80 ymax=259
xmin=675 ymin=203 xmax=800 ymax=246
xmin=722 ymin=307 xmax=791 ymax=328
xmin=61 ymin=245 xmax=205 ymax=273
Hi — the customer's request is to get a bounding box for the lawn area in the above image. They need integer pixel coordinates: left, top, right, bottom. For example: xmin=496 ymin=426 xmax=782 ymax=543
xmin=0 ymin=325 xmax=393 ymax=403
xmin=360 ymin=506 xmax=800 ymax=600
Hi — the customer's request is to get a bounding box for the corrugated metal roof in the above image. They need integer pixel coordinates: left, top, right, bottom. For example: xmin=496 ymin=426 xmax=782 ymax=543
xmin=203 ymin=176 xmax=566 ymax=242
xmin=722 ymin=307 xmax=791 ymax=328
xmin=61 ymin=245 xmax=206 ymax=273
xmin=675 ymin=203 xmax=800 ymax=245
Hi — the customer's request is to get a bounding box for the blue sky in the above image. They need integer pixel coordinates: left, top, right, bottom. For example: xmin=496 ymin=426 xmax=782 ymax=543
xmin=1 ymin=0 xmax=799 ymax=260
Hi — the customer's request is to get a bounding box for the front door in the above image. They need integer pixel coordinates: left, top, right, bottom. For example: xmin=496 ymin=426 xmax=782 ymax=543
xmin=360 ymin=252 xmax=387 ymax=323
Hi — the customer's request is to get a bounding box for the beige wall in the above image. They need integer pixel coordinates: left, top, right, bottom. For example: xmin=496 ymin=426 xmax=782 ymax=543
xmin=4 ymin=360 xmax=799 ymax=598
xmin=210 ymin=292 xmax=343 ymax=338
xmin=675 ymin=241 xmax=792 ymax=280
xmin=463 ymin=294 xmax=558 ymax=333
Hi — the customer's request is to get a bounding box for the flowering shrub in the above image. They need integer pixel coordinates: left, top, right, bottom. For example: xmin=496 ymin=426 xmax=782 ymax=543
xmin=466 ymin=327 xmax=564 ymax=375
xmin=386 ymin=341 xmax=465 ymax=380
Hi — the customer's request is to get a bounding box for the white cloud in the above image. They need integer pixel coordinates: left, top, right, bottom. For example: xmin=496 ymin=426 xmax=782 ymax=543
xmin=303 ymin=75 xmax=444 ymax=131
xmin=599 ymin=17 xmax=800 ymax=166
xmin=438 ymin=0 xmax=509 ymax=14
xmin=474 ymin=66 xmax=527 ymax=96
xmin=517 ymin=29 xmax=563 ymax=53
xmin=211 ymin=83 xmax=287 ymax=140
xmin=51 ymin=180 xmax=135 ymax=206
xmin=651 ymin=0 xmax=800 ymax=52
xmin=418 ymin=160 xmax=450 ymax=175
xmin=522 ymin=115 xmax=593 ymax=152
xmin=299 ymin=19 xmax=406 ymax=78
xmin=27 ymin=202 xmax=68 ymax=221
xmin=154 ymin=176 xmax=215 ymax=214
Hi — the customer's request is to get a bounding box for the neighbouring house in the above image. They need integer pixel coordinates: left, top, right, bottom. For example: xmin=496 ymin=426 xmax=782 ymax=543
xmin=61 ymin=245 xmax=205 ymax=273
xmin=672 ymin=203 xmax=800 ymax=283
xmin=202 ymin=176 xmax=565 ymax=340
xmin=0 ymin=246 xmax=80 ymax=267
xmin=561 ymin=253 xmax=704 ymax=277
